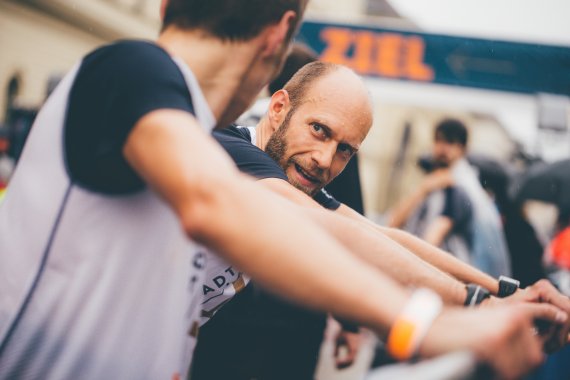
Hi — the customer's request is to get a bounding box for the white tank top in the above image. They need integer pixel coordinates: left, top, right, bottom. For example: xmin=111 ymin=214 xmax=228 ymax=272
xmin=0 ymin=57 xmax=214 ymax=379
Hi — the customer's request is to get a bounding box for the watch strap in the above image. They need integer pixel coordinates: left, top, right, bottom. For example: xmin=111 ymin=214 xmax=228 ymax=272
xmin=464 ymin=284 xmax=491 ymax=307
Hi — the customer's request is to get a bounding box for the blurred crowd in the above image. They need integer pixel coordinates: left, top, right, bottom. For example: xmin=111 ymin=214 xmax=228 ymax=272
xmin=387 ymin=118 xmax=570 ymax=294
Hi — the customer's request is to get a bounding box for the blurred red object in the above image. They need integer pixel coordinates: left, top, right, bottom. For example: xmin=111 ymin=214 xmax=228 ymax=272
xmin=551 ymin=227 xmax=570 ymax=270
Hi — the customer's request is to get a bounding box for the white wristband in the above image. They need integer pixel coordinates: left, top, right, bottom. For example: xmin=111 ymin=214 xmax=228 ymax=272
xmin=386 ymin=288 xmax=443 ymax=360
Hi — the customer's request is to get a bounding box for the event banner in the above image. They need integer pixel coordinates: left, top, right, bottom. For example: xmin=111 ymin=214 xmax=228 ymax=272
xmin=298 ymin=20 xmax=570 ymax=95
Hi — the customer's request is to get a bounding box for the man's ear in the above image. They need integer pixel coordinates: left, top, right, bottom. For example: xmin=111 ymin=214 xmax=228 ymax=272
xmin=260 ymin=10 xmax=297 ymax=57
xmin=268 ymin=90 xmax=291 ymax=131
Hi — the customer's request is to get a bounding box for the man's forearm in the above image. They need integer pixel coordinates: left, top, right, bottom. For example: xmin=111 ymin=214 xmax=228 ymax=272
xmin=336 ymin=204 xmax=499 ymax=294
xmin=259 ymin=179 xmax=468 ymax=304
xmin=192 ymin=177 xmax=411 ymax=336
xmin=379 ymin=227 xmax=499 ymax=294
xmin=260 ymin=179 xmax=468 ymax=304
xmin=305 ymin=207 xmax=467 ymax=305
xmin=126 ymin=111 xmax=409 ymax=336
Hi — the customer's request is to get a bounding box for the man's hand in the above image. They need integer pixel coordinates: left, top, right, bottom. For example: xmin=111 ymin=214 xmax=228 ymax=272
xmin=334 ymin=329 xmax=362 ymax=369
xmin=418 ymin=302 xmax=566 ymax=380
xmin=488 ymin=279 xmax=570 ymax=352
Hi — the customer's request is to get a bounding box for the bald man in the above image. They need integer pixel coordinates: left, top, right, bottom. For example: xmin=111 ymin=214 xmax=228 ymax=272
xmin=192 ymin=62 xmax=373 ymax=380
xmin=191 ymin=62 xmax=570 ymax=380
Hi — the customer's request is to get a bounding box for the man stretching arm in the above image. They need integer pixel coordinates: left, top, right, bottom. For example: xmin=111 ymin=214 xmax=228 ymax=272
xmin=207 ymin=62 xmax=570 ymax=345
xmin=247 ymin=61 xmax=570 ymax=317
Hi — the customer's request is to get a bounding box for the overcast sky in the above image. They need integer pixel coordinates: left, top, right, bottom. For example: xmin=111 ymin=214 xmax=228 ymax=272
xmin=389 ymin=0 xmax=570 ymax=46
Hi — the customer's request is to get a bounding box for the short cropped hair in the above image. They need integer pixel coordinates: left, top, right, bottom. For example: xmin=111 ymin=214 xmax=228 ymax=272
xmin=434 ymin=118 xmax=469 ymax=147
xmin=283 ymin=61 xmax=338 ymax=110
xmin=162 ymin=0 xmax=307 ymax=41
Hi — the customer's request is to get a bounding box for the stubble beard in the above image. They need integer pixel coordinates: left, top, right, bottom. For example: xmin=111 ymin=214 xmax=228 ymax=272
xmin=265 ymin=110 xmax=319 ymax=197
xmin=266 ymin=111 xmax=291 ymax=178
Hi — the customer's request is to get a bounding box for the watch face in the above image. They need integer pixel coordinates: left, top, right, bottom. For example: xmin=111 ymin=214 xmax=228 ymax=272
xmin=499 ymin=276 xmax=520 ymax=297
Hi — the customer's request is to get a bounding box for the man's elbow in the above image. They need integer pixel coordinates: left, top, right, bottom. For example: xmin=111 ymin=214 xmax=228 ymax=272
xmin=179 ymin=203 xmax=209 ymax=243
xmin=177 ymin=172 xmax=258 ymax=244
xmin=176 ymin=176 xmax=236 ymax=243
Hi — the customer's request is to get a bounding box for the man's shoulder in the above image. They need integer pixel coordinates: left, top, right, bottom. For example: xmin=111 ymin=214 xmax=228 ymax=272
xmin=84 ymin=40 xmax=169 ymax=64
xmin=74 ymin=39 xmax=188 ymax=102
xmin=212 ymin=125 xmax=257 ymax=152
xmin=213 ymin=125 xmax=252 ymax=142
xmin=77 ymin=40 xmax=183 ymax=89
xmin=213 ymin=126 xmax=288 ymax=181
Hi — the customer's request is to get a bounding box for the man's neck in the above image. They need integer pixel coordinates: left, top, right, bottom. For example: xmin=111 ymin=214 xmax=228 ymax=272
xmin=157 ymin=28 xmax=265 ymax=126
xmin=255 ymin=117 xmax=273 ymax=151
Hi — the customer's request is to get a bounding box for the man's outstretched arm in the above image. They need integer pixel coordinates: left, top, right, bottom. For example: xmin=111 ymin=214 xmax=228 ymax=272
xmin=336 ymin=204 xmax=499 ymax=292
xmin=262 ymin=178 xmax=467 ymax=305
xmin=124 ymin=109 xmax=410 ymax=333
xmin=123 ymin=111 xmax=569 ymax=377
xmin=261 ymin=177 xmax=570 ymax=350
xmin=336 ymin=203 xmax=570 ymax=351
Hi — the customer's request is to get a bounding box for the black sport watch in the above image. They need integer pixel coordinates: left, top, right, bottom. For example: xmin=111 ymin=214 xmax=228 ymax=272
xmin=497 ymin=276 xmax=520 ymax=298
xmin=464 ymin=284 xmax=491 ymax=307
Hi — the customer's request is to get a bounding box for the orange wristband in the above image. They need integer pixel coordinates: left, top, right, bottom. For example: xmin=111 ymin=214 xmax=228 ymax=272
xmin=386 ymin=288 xmax=443 ymax=360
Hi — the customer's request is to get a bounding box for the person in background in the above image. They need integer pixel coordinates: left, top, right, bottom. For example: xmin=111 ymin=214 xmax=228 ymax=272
xmin=545 ymin=209 xmax=570 ymax=272
xmin=529 ymin=209 xmax=570 ymax=380
xmin=390 ymin=154 xmax=474 ymax=265
xmin=194 ymin=54 xmax=363 ymax=380
xmin=0 ymin=127 xmax=15 ymax=202
xmin=481 ymin=170 xmax=546 ymax=288
xmin=389 ymin=119 xmax=511 ymax=278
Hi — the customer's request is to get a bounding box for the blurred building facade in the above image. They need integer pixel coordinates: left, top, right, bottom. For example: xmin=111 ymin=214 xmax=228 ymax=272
xmin=0 ymin=0 xmax=410 ymax=119
xmin=0 ymin=0 xmax=161 ymax=119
